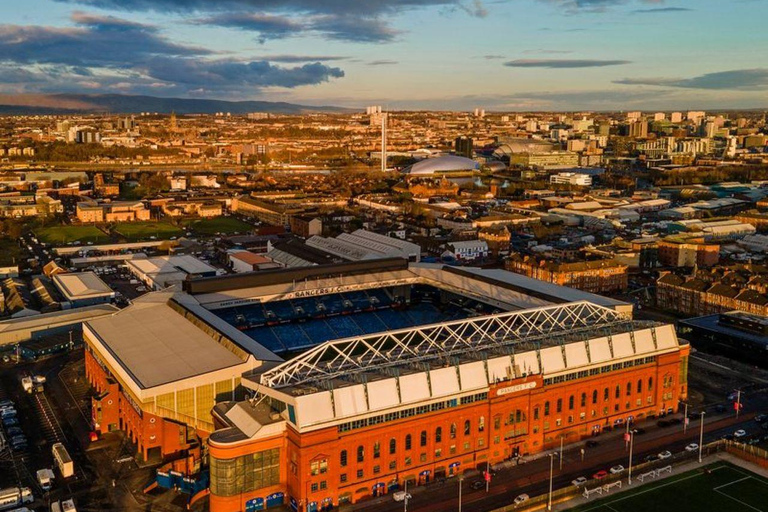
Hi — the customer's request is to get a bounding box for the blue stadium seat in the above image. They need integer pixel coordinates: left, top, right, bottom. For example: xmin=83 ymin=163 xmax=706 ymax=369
xmin=301 ymin=321 xmax=338 ymax=345
xmin=352 ymin=313 xmax=389 ymax=334
xmin=273 ymin=323 xmax=313 ymax=351
xmin=247 ymin=328 xmax=285 ymax=353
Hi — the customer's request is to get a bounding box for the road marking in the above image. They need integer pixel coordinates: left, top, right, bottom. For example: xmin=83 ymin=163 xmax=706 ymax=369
xmin=715 ymin=487 xmax=766 ymax=512
xmin=713 ymin=476 xmax=752 ymax=491
xmin=690 ymin=355 xmax=731 ymax=370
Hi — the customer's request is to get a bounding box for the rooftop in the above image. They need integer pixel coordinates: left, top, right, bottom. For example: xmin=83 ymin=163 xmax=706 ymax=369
xmin=84 ymin=292 xmax=247 ymax=389
xmin=53 ymin=272 xmax=114 ymax=301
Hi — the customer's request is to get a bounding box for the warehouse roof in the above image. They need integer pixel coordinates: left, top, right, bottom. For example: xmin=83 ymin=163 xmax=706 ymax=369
xmin=53 ymin=272 xmax=114 ymax=301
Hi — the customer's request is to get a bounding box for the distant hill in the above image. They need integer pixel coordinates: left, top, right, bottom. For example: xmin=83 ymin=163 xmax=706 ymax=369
xmin=0 ymin=93 xmax=352 ymax=115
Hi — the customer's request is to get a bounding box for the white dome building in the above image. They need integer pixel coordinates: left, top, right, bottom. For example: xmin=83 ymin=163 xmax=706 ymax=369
xmin=403 ymin=155 xmax=480 ymax=175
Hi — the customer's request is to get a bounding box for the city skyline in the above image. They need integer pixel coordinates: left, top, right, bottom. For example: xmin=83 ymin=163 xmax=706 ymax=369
xmin=0 ymin=0 xmax=767 ymax=110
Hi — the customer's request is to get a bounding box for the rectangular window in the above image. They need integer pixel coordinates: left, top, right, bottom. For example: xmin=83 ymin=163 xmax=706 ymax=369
xmin=311 ymin=483 xmax=318 ymax=493
xmin=340 ymin=474 xmax=347 ymax=483
xmin=357 ymin=470 xmax=364 ymax=478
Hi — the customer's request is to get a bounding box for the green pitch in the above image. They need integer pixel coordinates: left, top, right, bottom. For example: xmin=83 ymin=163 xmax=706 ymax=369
xmin=113 ymin=221 xmax=182 ymax=241
xmin=570 ymin=463 xmax=768 ymax=512
xmin=181 ymin=217 xmax=254 ymax=235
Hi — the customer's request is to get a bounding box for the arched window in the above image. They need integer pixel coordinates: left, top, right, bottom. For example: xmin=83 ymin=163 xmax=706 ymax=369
xmin=556 ymin=398 xmax=563 ymax=413
xmin=615 ymin=385 xmax=621 ymax=399
xmin=340 ymin=450 xmax=348 ymax=467
xmin=420 ymin=430 xmax=427 ymax=447
xmin=357 ymin=446 xmax=364 ymax=463
xmin=464 ymin=420 xmax=471 ymax=436
xmin=568 ymin=395 xmax=574 ymax=410
xmin=405 ymin=434 xmax=412 ymax=450
xmin=450 ymin=423 xmax=457 ymax=439
xmin=604 ymin=388 xmax=610 ymax=401
xmin=435 ymin=427 xmax=442 ymax=443
xmin=478 ymin=416 xmax=485 ymax=432
xmin=373 ymin=442 xmax=380 ymax=459
xmin=626 ymin=382 xmax=632 ymax=396
xmin=637 ymin=379 xmax=643 ymax=394
xmin=592 ymin=390 xmax=598 ymax=404
xmin=581 ymin=393 xmax=587 ymax=407
xmin=544 ymin=401 xmax=550 ymax=416
xmin=648 ymin=377 xmax=653 ymax=390
xmin=389 ymin=438 xmax=397 ymax=455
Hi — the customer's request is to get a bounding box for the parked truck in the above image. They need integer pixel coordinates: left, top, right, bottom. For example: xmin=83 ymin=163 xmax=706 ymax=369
xmin=52 ymin=443 xmax=74 ymax=478
xmin=37 ymin=469 xmax=55 ymax=491
xmin=20 ymin=377 xmax=32 ymax=394
xmin=0 ymin=487 xmax=33 ymax=511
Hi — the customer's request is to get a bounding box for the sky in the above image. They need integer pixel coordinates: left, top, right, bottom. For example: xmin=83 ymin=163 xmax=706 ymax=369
xmin=1 ymin=0 xmax=767 ymax=110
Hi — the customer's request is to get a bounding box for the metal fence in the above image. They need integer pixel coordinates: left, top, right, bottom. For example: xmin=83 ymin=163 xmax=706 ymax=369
xmin=488 ymin=440 xmax=729 ymax=512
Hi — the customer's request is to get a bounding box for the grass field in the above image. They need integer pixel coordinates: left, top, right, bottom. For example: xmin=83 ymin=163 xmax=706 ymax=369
xmin=181 ymin=217 xmax=254 ymax=235
xmin=113 ymin=221 xmax=182 ymax=241
xmin=0 ymin=237 xmax=20 ymax=266
xmin=36 ymin=225 xmax=109 ymax=245
xmin=570 ymin=463 xmax=768 ymax=512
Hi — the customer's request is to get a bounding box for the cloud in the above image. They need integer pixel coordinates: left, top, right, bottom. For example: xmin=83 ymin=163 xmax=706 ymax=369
xmin=310 ymin=15 xmax=401 ymax=42
xmin=54 ymin=0 xmax=478 ymax=43
xmin=614 ymin=69 xmax=768 ymax=90
xmin=0 ymin=12 xmax=208 ymax=69
xmin=504 ymin=58 xmax=631 ymax=68
xmin=539 ymin=0 xmax=671 ymax=14
xmin=632 ymin=7 xmax=692 ymax=13
xmin=0 ymin=13 xmax=346 ymax=96
xmin=257 ymin=55 xmax=350 ymax=63
xmin=459 ymin=0 xmax=489 ymax=17
xmin=190 ymin=13 xmax=302 ymax=42
xmin=368 ymin=60 xmax=398 ymax=66
xmin=483 ymin=54 xmax=506 ymax=60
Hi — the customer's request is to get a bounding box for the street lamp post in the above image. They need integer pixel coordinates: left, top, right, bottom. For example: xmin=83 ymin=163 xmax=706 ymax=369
xmin=404 ymin=479 xmax=409 ymax=512
xmin=547 ymin=453 xmax=555 ymax=512
xmin=699 ymin=411 xmax=706 ymax=463
xmin=559 ymin=436 xmax=564 ymax=470
xmin=628 ymin=430 xmax=637 ymax=485
xmin=458 ymin=477 xmax=463 ymax=512
xmin=682 ymin=401 xmax=689 ymax=434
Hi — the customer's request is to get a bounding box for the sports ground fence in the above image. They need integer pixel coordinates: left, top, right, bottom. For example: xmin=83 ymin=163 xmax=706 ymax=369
xmin=488 ymin=439 xmax=768 ymax=512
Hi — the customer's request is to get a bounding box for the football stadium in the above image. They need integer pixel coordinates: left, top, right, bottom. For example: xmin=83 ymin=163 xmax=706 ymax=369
xmin=81 ymin=258 xmax=688 ymax=512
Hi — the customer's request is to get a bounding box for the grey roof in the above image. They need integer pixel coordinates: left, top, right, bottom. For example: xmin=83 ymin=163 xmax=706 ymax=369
xmin=404 ymin=155 xmax=480 ymax=175
xmin=85 ymin=292 xmax=247 ymax=389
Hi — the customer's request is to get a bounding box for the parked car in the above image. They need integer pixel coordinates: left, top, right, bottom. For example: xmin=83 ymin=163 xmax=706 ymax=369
xmin=571 ymin=477 xmax=588 ymax=486
xmin=513 ymin=494 xmax=529 ymax=506
xmin=610 ymin=465 xmax=625 ymax=474
xmin=470 ymin=480 xmax=485 ymax=491
xmin=3 ymin=417 xmax=19 ymax=427
xmin=658 ymin=451 xmax=672 ymax=459
xmin=754 ymin=414 xmax=767 ymax=423
xmin=392 ymin=491 xmax=411 ymax=502
xmin=734 ymin=429 xmax=747 ymax=438
xmin=685 ymin=443 xmax=699 ymax=452
xmin=592 ymin=470 xmax=609 ymax=480
xmin=586 ymin=440 xmax=599 ymax=448
xmin=644 ymin=454 xmax=659 ymax=462
xmin=634 ymin=428 xmax=647 ymax=435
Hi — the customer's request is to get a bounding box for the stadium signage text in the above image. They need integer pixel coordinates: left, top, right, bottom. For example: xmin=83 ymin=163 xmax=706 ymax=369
xmin=283 ymin=279 xmax=412 ymax=300
xmin=495 ymin=381 xmax=537 ymax=396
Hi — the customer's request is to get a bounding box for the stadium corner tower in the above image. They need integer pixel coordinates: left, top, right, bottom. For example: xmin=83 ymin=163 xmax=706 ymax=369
xmin=81 ymin=258 xmax=689 ymax=511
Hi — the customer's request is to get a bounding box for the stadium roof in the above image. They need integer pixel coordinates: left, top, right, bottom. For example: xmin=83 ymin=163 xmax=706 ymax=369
xmin=260 ymin=301 xmax=635 ymax=389
xmin=404 ymin=155 xmax=480 ymax=175
xmin=84 ymin=292 xmax=255 ymax=389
